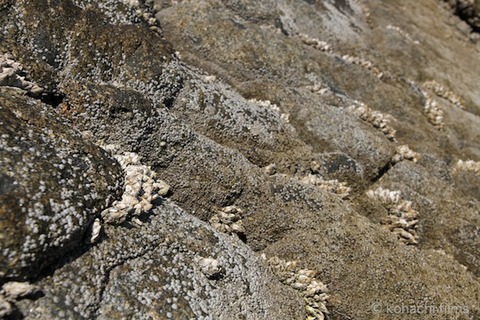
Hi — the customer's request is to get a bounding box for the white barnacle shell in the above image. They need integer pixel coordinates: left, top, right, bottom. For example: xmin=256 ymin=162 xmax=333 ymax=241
xmin=292 ymin=282 xmax=308 ymax=290
xmin=0 ymin=295 xmax=12 ymax=318
xmin=197 ymin=257 xmax=223 ymax=279
xmin=2 ymin=282 xmax=41 ymax=299
xmin=87 ymin=218 xmax=102 ymax=244
xmin=264 ymin=163 xmax=277 ymax=175
xmin=230 ymin=222 xmax=245 ymax=234
xmin=131 ymin=217 xmax=143 ymax=227
xmin=154 ymin=180 xmax=170 ymax=196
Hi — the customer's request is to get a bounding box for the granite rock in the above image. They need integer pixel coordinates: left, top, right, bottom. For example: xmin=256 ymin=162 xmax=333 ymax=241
xmin=0 ymin=0 xmax=479 ymax=319
xmin=0 ymin=87 xmax=123 ymax=281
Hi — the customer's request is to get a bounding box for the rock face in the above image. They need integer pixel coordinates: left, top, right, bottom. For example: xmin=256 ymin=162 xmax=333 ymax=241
xmin=444 ymin=0 xmax=480 ymax=31
xmin=0 ymin=0 xmax=480 ymax=319
xmin=0 ymin=87 xmax=123 ymax=281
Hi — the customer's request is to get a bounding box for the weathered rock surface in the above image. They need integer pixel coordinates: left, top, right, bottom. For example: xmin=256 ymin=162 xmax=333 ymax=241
xmin=0 ymin=87 xmax=123 ymax=281
xmin=15 ymin=201 xmax=303 ymax=319
xmin=0 ymin=0 xmax=479 ymax=319
xmin=444 ymin=0 xmax=480 ymax=31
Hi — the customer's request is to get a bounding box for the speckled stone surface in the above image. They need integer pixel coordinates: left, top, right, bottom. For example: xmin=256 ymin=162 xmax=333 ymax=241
xmin=0 ymin=0 xmax=479 ymax=319
xmin=0 ymin=87 xmax=123 ymax=280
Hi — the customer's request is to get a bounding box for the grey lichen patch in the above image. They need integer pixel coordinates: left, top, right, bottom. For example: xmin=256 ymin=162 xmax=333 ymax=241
xmin=0 ymin=53 xmax=42 ymax=95
xmin=366 ymin=187 xmax=420 ymax=245
xmin=265 ymin=255 xmax=329 ymax=320
xmin=99 ymin=145 xmax=170 ymax=224
xmin=348 ymin=101 xmax=397 ymax=141
xmin=19 ymin=201 xmax=303 ymax=319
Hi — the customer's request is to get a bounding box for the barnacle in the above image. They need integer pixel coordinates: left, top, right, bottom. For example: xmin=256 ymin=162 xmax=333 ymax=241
xmin=422 ymin=93 xmax=444 ymax=128
xmin=423 ymin=80 xmax=464 ymax=109
xmin=366 ymin=187 xmax=419 ymax=245
xmin=100 ymin=145 xmax=170 ymax=224
xmin=264 ymin=255 xmax=329 ymax=320
xmin=0 ymin=53 xmax=43 ymax=95
xmin=86 ymin=218 xmax=102 ymax=244
xmin=2 ymin=281 xmax=41 ymax=299
xmin=297 ymin=33 xmax=333 ymax=53
xmin=209 ymin=205 xmax=245 ymax=236
xmin=197 ymin=257 xmax=224 ymax=279
xmin=249 ymin=98 xmax=290 ymax=123
xmin=452 ymin=159 xmax=480 ymax=176
xmin=301 ymin=174 xmax=351 ymax=199
xmin=348 ymin=102 xmax=397 ymax=141
xmin=392 ymin=145 xmax=421 ymax=164
xmin=386 ymin=25 xmax=420 ymax=44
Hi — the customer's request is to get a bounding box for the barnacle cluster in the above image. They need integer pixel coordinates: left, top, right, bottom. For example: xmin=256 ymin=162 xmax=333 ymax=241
xmin=127 ymin=0 xmax=163 ymax=33
xmin=306 ymin=82 xmax=332 ymax=95
xmin=417 ymin=86 xmax=445 ymax=128
xmin=452 ymin=159 xmax=480 ymax=176
xmin=348 ymin=102 xmax=396 ymax=141
xmin=264 ymin=255 xmax=329 ymax=320
xmin=296 ymin=32 xmax=384 ymax=78
xmin=301 ymin=174 xmax=351 ymax=199
xmin=0 ymin=281 xmax=41 ymax=317
xmin=0 ymin=53 xmax=43 ymax=95
xmin=297 ymin=33 xmax=333 ymax=53
xmin=366 ymin=187 xmax=419 ymax=245
xmin=392 ymin=145 xmax=421 ymax=164
xmin=100 ymin=145 xmax=170 ymax=224
xmin=386 ymin=25 xmax=420 ymax=44
xmin=423 ymin=95 xmax=444 ymax=128
xmin=209 ymin=205 xmax=245 ymax=237
xmin=248 ymin=98 xmax=290 ymax=123
xmin=423 ymin=80 xmax=464 ymax=109
xmin=341 ymin=54 xmax=382 ymax=78
xmin=196 ymin=257 xmax=223 ymax=279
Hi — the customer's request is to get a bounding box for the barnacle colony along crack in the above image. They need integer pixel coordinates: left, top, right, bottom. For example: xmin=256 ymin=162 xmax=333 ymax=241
xmin=366 ymin=187 xmax=420 ymax=245
xmin=0 ymin=53 xmax=43 ymax=96
xmin=264 ymin=255 xmax=330 ymax=320
xmin=83 ymin=144 xmax=171 ymax=244
xmin=209 ymin=205 xmax=246 ymax=237
xmin=452 ymin=159 xmax=480 ymax=176
xmin=348 ymin=101 xmax=397 ymax=141
xmin=100 ymin=144 xmax=170 ymax=224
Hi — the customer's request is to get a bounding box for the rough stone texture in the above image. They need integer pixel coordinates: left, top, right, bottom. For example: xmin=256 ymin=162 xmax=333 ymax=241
xmin=0 ymin=0 xmax=479 ymax=319
xmin=444 ymin=0 xmax=480 ymax=31
xmin=0 ymin=87 xmax=123 ymax=281
xmin=15 ymin=201 xmax=303 ymax=319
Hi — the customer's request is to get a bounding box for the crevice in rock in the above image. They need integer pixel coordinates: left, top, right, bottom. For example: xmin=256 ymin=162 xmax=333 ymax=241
xmin=369 ymin=160 xmax=394 ymax=184
xmin=444 ymin=0 xmax=480 ymax=34
xmin=38 ymin=91 xmax=65 ymax=108
xmin=92 ymin=215 xmax=172 ymax=319
xmin=91 ymin=244 xmax=161 ymax=319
